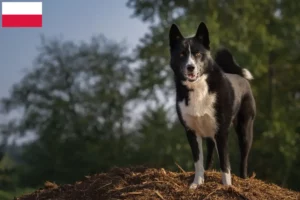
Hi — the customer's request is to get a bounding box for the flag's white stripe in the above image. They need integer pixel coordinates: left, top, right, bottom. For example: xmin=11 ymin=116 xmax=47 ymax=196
xmin=2 ymin=2 xmax=42 ymax=15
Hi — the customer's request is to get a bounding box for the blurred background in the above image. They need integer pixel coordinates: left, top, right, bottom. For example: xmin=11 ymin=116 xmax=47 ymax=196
xmin=0 ymin=0 xmax=299 ymax=198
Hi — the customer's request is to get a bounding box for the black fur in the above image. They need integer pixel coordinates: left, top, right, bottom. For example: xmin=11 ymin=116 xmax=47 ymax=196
xmin=169 ymin=22 xmax=256 ymax=185
xmin=215 ymin=48 xmax=246 ymax=78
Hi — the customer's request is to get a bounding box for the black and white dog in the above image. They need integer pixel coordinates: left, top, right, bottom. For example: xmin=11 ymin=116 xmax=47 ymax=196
xmin=169 ymin=22 xmax=256 ymax=189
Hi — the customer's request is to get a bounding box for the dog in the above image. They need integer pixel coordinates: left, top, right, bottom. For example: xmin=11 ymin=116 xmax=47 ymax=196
xmin=169 ymin=22 xmax=256 ymax=189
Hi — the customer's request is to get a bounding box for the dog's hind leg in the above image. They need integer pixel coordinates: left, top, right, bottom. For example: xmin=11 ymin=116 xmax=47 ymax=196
xmin=205 ymin=138 xmax=215 ymax=170
xmin=235 ymin=117 xmax=254 ymax=178
xmin=235 ymin=95 xmax=255 ymax=178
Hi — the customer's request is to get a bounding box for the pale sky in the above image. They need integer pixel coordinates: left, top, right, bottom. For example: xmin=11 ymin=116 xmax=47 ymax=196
xmin=0 ymin=0 xmax=148 ymax=99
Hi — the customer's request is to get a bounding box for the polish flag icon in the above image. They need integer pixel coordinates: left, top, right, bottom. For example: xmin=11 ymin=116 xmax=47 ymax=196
xmin=2 ymin=2 xmax=42 ymax=28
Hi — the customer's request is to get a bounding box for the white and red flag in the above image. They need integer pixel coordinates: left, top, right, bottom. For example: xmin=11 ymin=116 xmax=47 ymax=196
xmin=2 ymin=2 xmax=42 ymax=28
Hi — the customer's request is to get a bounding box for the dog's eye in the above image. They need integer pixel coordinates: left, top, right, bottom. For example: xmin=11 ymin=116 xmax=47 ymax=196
xmin=180 ymin=52 xmax=185 ymax=57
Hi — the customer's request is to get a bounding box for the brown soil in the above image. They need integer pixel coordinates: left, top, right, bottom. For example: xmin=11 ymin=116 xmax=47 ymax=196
xmin=17 ymin=166 xmax=299 ymax=200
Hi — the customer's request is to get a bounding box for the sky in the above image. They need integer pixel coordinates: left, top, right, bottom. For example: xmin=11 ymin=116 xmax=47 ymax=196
xmin=0 ymin=0 xmax=148 ymax=99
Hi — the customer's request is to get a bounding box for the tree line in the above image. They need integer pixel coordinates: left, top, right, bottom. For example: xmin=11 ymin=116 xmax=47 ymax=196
xmin=0 ymin=1 xmax=299 ymax=198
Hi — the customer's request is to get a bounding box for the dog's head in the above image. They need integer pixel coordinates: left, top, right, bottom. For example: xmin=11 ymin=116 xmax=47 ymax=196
xmin=169 ymin=22 xmax=211 ymax=82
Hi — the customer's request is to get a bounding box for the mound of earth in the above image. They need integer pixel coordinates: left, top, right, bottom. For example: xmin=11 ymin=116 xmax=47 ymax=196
xmin=17 ymin=166 xmax=299 ymax=200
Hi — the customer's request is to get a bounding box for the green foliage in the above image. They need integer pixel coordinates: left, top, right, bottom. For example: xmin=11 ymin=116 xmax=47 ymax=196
xmin=130 ymin=106 xmax=191 ymax=169
xmin=0 ymin=0 xmax=300 ymax=197
xmin=0 ymin=190 xmax=13 ymax=200
xmin=0 ymin=188 xmax=34 ymax=200
xmin=1 ymin=35 xmax=137 ymax=187
xmin=0 ymin=153 xmax=18 ymax=192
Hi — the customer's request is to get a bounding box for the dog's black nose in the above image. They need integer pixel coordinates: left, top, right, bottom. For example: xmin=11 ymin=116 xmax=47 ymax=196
xmin=187 ymin=65 xmax=195 ymax=72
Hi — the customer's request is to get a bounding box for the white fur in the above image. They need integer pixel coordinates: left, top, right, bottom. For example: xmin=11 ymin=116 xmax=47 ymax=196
xmin=187 ymin=45 xmax=197 ymax=66
xmin=189 ymin=136 xmax=205 ymax=189
xmin=242 ymin=68 xmax=253 ymax=80
xmin=222 ymin=172 xmax=232 ymax=185
xmin=179 ymin=75 xmax=217 ymax=138
xmin=183 ymin=44 xmax=209 ymax=78
xmin=183 ymin=44 xmax=198 ymax=78
xmin=179 ymin=75 xmax=219 ymax=189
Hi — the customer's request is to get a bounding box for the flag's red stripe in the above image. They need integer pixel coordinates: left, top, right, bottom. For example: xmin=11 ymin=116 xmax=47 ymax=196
xmin=2 ymin=15 xmax=42 ymax=27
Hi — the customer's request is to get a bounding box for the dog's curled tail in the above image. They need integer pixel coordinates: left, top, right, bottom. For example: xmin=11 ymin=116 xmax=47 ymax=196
xmin=215 ymin=48 xmax=253 ymax=80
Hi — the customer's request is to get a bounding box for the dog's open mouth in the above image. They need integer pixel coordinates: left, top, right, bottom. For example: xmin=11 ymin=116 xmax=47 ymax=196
xmin=186 ymin=73 xmax=198 ymax=81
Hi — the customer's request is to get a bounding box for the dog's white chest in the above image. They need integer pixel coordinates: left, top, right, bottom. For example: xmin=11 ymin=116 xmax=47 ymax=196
xmin=178 ymin=76 xmax=217 ymax=138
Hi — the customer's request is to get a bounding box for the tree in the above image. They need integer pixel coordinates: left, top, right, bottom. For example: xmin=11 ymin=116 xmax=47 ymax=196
xmin=0 ymin=35 xmax=136 ymax=186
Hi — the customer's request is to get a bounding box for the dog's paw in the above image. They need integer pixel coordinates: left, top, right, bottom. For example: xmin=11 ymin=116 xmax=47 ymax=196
xmin=189 ymin=183 xmax=199 ymax=190
xmin=222 ymin=172 xmax=232 ymax=186
xmin=189 ymin=178 xmax=204 ymax=190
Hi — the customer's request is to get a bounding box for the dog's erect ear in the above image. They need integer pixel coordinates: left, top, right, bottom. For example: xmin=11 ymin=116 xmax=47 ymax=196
xmin=195 ymin=22 xmax=210 ymax=49
xmin=169 ymin=24 xmax=183 ymax=47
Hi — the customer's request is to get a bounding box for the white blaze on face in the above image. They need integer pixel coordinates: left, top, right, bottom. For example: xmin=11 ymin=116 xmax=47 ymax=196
xmin=183 ymin=44 xmax=198 ymax=81
xmin=183 ymin=44 xmax=208 ymax=81
xmin=186 ymin=45 xmax=197 ymax=67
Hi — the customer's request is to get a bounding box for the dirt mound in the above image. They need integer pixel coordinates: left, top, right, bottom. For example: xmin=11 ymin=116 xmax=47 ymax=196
xmin=17 ymin=166 xmax=299 ymax=200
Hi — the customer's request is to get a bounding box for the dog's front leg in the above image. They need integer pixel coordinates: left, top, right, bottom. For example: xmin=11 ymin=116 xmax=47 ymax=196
xmin=215 ymin=131 xmax=232 ymax=186
xmin=186 ymin=130 xmax=204 ymax=189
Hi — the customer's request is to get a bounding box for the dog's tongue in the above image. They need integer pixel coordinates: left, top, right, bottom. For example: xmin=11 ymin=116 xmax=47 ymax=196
xmin=188 ymin=74 xmax=195 ymax=78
